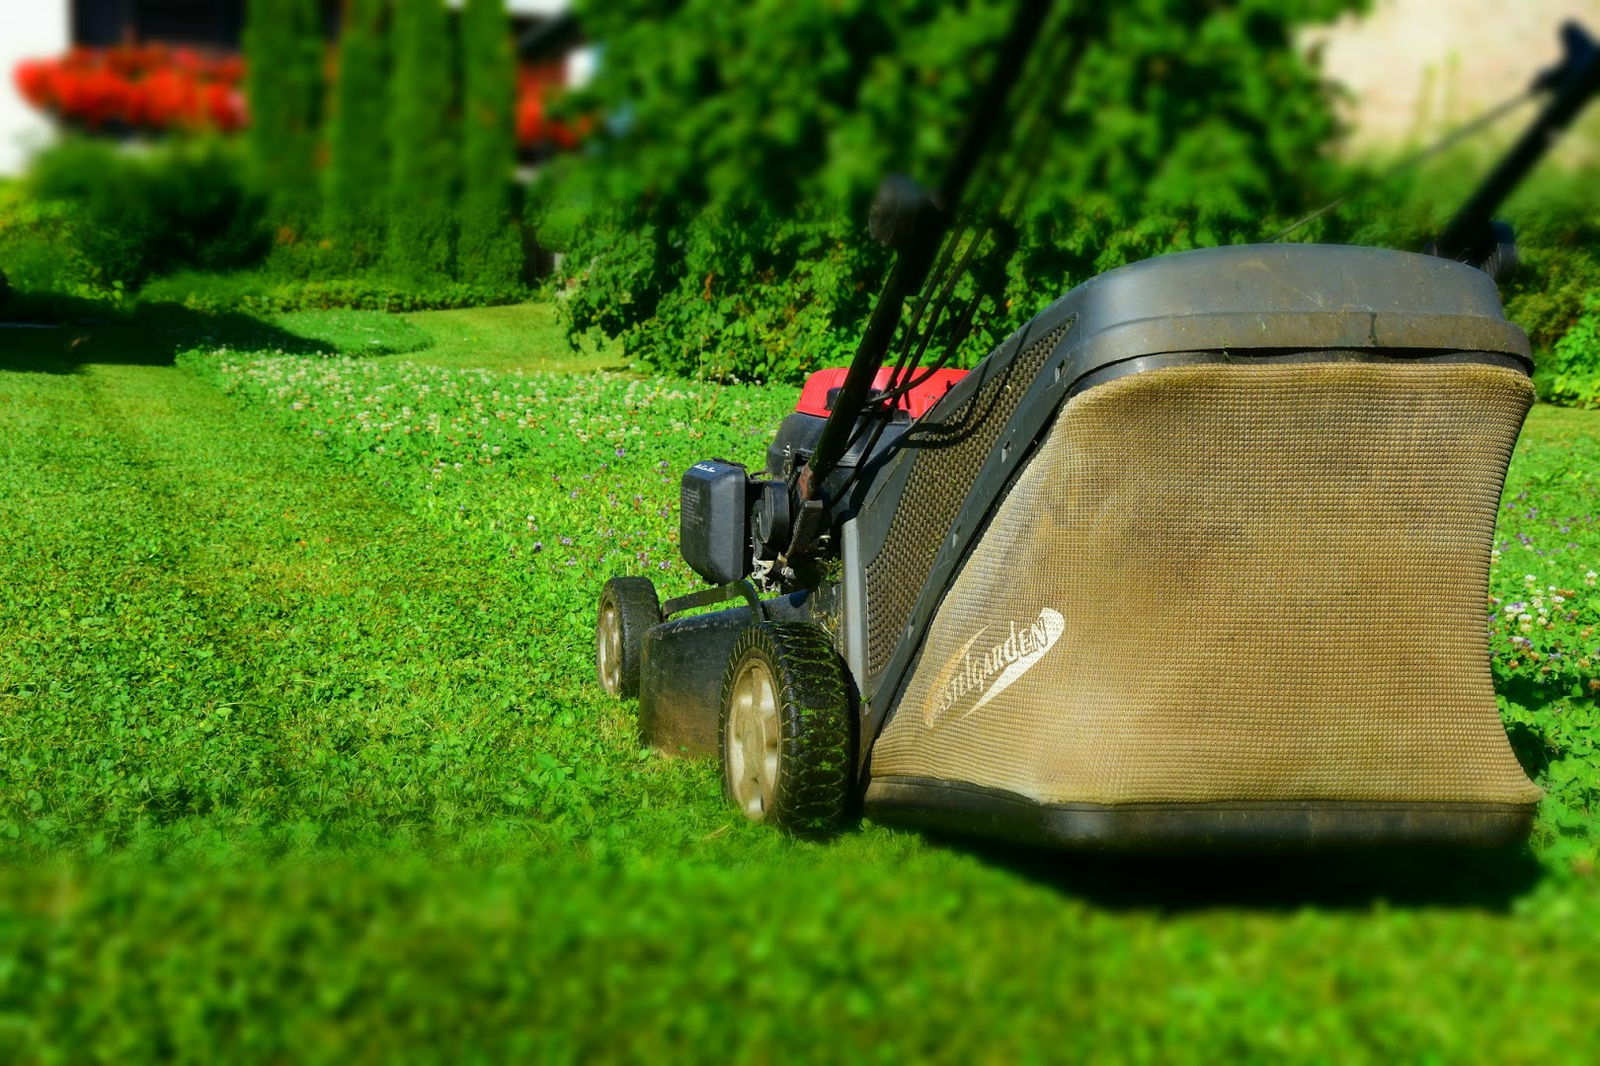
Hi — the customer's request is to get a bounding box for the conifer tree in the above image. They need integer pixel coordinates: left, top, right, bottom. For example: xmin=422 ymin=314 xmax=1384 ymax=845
xmin=458 ymin=0 xmax=524 ymax=285
xmin=387 ymin=0 xmax=457 ymax=279
xmin=324 ymin=0 xmax=390 ymax=268
xmin=242 ymin=0 xmax=323 ymax=236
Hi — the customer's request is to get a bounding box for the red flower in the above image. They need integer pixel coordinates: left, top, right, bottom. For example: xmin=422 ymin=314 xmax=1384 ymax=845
xmin=12 ymin=46 xmax=249 ymax=133
xmin=13 ymin=59 xmax=53 ymax=107
xmin=144 ymin=67 xmax=202 ymax=128
xmin=204 ymin=83 xmax=247 ymax=132
xmin=516 ymin=92 xmax=547 ymax=145
xmin=212 ymin=55 xmax=245 ymax=85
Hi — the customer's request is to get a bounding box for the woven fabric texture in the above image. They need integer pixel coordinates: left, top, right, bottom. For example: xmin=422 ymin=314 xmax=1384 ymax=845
xmin=864 ymin=321 xmax=1070 ymax=682
xmin=872 ymin=361 xmax=1540 ymax=807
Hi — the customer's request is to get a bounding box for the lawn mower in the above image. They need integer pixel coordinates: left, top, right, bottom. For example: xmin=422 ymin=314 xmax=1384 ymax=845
xmin=594 ymin=7 xmax=1600 ymax=849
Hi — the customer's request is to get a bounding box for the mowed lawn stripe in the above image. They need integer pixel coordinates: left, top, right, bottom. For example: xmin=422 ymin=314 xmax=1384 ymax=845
xmin=0 ymin=360 xmax=661 ymax=850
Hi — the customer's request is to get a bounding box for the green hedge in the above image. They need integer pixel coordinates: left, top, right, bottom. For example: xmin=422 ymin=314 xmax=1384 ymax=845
xmin=243 ymin=0 xmax=323 ymax=233
xmin=459 ymin=0 xmax=524 ymax=286
xmin=537 ymin=0 xmax=1361 ymax=384
xmin=139 ymin=271 xmax=531 ymax=315
xmin=0 ymin=139 xmax=267 ymax=295
xmin=1543 ymin=290 xmax=1600 ymax=407
xmin=386 ymin=0 xmax=456 ymax=279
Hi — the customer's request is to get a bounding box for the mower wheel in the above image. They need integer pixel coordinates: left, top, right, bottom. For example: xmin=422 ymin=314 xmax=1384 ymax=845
xmin=718 ymin=621 xmax=854 ymax=838
xmin=596 ymin=577 xmax=661 ymax=698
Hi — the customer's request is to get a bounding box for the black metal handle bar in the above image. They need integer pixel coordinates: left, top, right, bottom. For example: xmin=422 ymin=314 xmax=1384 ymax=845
xmin=798 ymin=0 xmax=1053 ymax=501
xmin=1433 ymin=20 xmax=1600 ymax=265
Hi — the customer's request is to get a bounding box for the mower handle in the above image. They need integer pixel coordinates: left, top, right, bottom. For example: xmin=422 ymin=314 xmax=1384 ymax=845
xmin=796 ymin=0 xmax=1054 ymax=507
xmin=1431 ymin=20 xmax=1600 ymax=267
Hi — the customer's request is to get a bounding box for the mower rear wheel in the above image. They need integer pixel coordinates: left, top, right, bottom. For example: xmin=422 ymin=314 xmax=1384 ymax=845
xmin=596 ymin=577 xmax=661 ymax=698
xmin=719 ymin=622 xmax=854 ymax=838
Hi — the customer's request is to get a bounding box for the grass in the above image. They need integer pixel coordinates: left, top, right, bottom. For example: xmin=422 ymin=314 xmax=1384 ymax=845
xmin=266 ymin=303 xmax=625 ymax=374
xmin=0 ymin=299 xmax=619 ymax=376
xmin=1 ymin=304 xmax=1598 ymax=1062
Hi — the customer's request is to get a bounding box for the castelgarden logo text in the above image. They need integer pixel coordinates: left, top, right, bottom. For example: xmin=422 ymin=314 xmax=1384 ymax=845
xmin=924 ymin=607 xmax=1066 ymax=726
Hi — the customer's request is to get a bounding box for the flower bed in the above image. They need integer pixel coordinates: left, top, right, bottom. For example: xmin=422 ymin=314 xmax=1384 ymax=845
xmin=13 ymin=45 xmax=587 ymax=152
xmin=13 ymin=45 xmax=247 ymax=134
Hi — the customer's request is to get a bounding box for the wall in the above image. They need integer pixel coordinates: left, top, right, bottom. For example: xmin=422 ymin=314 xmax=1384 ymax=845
xmin=1 ymin=0 xmax=69 ymax=176
xmin=1308 ymin=0 xmax=1600 ymax=161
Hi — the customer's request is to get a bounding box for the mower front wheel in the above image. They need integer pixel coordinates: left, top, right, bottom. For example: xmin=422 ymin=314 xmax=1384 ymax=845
xmin=719 ymin=621 xmax=854 ymax=838
xmin=596 ymin=577 xmax=661 ymax=698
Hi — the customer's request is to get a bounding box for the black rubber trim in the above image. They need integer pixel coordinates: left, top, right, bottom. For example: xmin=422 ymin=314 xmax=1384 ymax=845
xmin=864 ymin=776 xmax=1536 ymax=853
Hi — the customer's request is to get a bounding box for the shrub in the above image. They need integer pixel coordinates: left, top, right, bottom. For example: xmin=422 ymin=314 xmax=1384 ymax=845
xmin=1542 ymin=291 xmax=1600 ymax=408
xmin=1497 ymin=178 xmax=1600 ymax=361
xmin=138 ymin=270 xmax=528 ymax=314
xmin=2 ymin=139 xmax=268 ymax=293
xmin=459 ymin=0 xmax=523 ymax=287
xmin=536 ymin=0 xmax=1361 ymax=383
xmin=323 ymin=0 xmax=391 ymax=270
xmin=387 ymin=0 xmax=457 ymax=280
xmin=242 ymin=0 xmax=324 ymax=234
xmin=0 ymin=180 xmax=104 ymax=306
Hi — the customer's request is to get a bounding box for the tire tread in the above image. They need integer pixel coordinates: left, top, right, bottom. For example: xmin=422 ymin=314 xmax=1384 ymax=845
xmin=719 ymin=621 xmax=854 ymax=838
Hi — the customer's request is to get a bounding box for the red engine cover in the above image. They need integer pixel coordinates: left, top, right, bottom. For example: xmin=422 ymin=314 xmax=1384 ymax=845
xmin=795 ymin=366 xmax=968 ymax=420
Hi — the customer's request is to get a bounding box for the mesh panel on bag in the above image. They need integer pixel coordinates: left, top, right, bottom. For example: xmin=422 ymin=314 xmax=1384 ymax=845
xmin=871 ymin=360 xmax=1541 ymax=807
xmin=864 ymin=322 xmax=1070 ymax=681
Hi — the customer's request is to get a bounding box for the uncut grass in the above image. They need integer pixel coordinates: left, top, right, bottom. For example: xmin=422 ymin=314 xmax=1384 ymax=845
xmin=3 ymin=329 xmax=1599 ymax=1062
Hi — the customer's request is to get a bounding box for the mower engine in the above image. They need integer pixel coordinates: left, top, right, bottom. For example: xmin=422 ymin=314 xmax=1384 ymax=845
xmin=678 ymin=366 xmax=967 ymax=591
